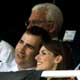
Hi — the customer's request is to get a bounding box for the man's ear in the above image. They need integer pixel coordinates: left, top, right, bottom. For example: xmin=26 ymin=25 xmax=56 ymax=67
xmin=54 ymin=55 xmax=63 ymax=64
xmin=49 ymin=23 xmax=58 ymax=33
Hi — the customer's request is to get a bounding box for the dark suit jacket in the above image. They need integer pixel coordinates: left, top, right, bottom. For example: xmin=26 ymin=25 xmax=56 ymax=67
xmin=0 ymin=70 xmax=42 ymax=80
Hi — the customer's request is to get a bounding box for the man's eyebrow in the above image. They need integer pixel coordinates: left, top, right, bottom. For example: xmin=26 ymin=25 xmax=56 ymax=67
xmin=25 ymin=44 xmax=35 ymax=49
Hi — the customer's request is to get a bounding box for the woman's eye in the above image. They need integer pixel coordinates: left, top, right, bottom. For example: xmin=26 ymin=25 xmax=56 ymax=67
xmin=42 ymin=51 xmax=48 ymax=55
xmin=42 ymin=52 xmax=46 ymax=55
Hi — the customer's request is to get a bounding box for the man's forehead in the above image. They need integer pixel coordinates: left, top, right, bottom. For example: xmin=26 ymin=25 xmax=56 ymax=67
xmin=21 ymin=33 xmax=42 ymax=45
xmin=29 ymin=11 xmax=46 ymax=21
xmin=21 ymin=32 xmax=41 ymax=39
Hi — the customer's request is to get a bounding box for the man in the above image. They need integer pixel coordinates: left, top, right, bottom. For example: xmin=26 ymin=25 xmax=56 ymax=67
xmin=26 ymin=3 xmax=63 ymax=38
xmin=26 ymin=3 xmax=74 ymax=70
xmin=7 ymin=26 xmax=50 ymax=71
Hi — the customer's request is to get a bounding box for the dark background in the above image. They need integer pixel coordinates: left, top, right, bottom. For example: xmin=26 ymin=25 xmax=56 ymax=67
xmin=0 ymin=0 xmax=80 ymax=68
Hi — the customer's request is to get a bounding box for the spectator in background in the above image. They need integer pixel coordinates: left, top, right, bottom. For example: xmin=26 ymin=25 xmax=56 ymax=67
xmin=26 ymin=3 xmax=63 ymax=38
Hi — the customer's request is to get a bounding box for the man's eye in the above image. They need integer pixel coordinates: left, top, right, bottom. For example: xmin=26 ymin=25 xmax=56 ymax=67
xmin=25 ymin=44 xmax=35 ymax=50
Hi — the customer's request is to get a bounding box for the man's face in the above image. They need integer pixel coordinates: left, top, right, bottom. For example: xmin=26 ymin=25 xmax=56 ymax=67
xmin=15 ymin=32 xmax=42 ymax=67
xmin=27 ymin=11 xmax=50 ymax=31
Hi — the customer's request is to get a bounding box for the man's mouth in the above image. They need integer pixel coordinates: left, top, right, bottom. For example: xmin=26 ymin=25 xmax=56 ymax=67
xmin=17 ymin=53 xmax=24 ymax=58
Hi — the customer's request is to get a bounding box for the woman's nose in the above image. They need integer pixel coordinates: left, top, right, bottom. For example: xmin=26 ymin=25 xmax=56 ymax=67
xmin=35 ymin=54 xmax=41 ymax=60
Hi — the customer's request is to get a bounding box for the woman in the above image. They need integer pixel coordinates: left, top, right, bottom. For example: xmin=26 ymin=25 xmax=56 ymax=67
xmin=35 ymin=40 xmax=65 ymax=80
xmin=35 ymin=40 xmax=65 ymax=70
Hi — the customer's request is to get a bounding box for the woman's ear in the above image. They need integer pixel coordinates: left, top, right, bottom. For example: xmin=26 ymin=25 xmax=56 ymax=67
xmin=54 ymin=55 xmax=63 ymax=64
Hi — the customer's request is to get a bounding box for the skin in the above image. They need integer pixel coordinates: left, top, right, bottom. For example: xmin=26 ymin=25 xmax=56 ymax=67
xmin=35 ymin=46 xmax=62 ymax=70
xmin=15 ymin=32 xmax=42 ymax=70
xmin=27 ymin=10 xmax=58 ymax=37
xmin=27 ymin=11 xmax=53 ymax=32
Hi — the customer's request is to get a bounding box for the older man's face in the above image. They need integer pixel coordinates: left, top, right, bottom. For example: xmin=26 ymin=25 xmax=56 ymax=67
xmin=27 ymin=11 xmax=50 ymax=31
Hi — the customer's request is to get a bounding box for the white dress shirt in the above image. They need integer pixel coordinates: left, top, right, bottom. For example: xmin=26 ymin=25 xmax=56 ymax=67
xmin=0 ymin=40 xmax=15 ymax=72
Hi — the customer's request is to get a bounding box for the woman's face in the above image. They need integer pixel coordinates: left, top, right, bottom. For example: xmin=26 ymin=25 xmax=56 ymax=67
xmin=35 ymin=45 xmax=57 ymax=70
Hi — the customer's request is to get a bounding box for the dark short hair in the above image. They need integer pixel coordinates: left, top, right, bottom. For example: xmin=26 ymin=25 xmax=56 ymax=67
xmin=43 ymin=40 xmax=64 ymax=56
xmin=25 ymin=26 xmax=51 ymax=43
